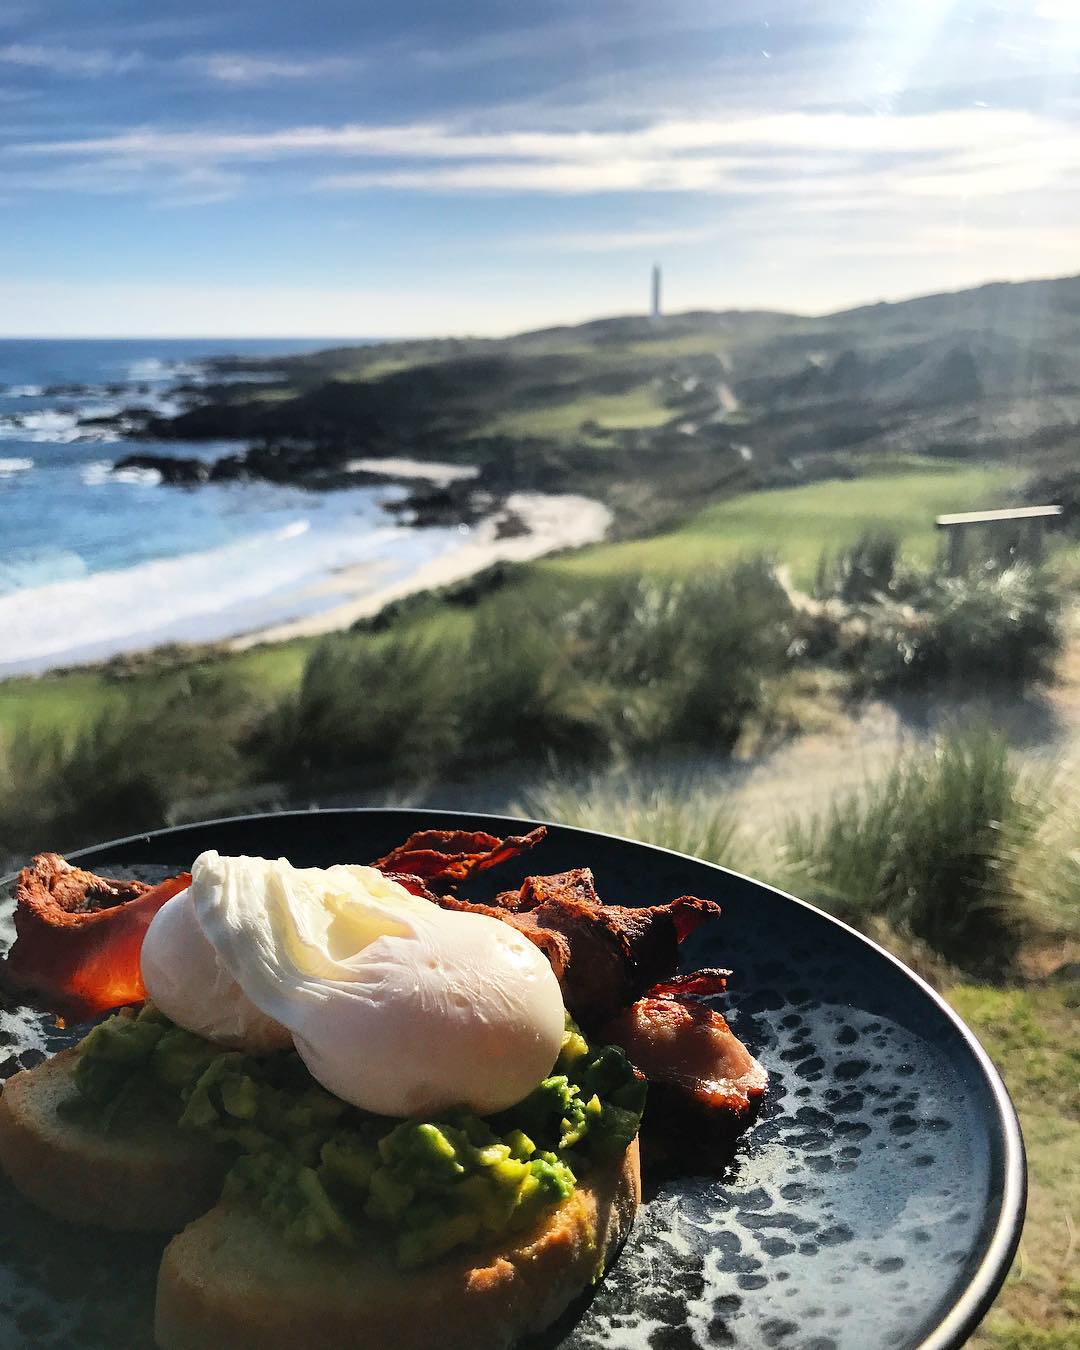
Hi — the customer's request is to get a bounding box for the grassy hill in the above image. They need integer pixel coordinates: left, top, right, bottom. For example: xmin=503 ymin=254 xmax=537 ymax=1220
xmin=544 ymin=464 xmax=1018 ymax=585
xmin=102 ymin=271 xmax=1074 ymax=554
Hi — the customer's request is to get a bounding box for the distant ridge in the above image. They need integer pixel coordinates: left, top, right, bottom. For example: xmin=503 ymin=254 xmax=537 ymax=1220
xmin=511 ymin=271 xmax=1080 ymax=344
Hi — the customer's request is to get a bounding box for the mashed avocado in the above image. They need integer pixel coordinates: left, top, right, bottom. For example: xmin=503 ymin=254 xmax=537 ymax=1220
xmin=70 ymin=1005 xmax=645 ymax=1268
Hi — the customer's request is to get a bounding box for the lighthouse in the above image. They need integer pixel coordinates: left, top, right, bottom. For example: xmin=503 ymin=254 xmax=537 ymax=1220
xmin=650 ymin=263 xmax=662 ymax=320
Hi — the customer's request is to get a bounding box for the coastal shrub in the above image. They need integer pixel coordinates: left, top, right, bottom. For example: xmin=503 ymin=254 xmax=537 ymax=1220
xmin=250 ymin=634 xmax=453 ymax=790
xmin=807 ymin=538 xmax=1064 ymax=695
xmin=567 ymin=560 xmax=793 ymax=752
xmin=776 ymin=727 xmax=1041 ymax=972
xmin=452 ymin=599 xmax=609 ymax=767
xmin=0 ymin=725 xmax=70 ymax=857
xmin=859 ymin=564 xmax=1063 ymax=692
xmin=813 ymin=530 xmax=901 ymax=604
xmin=0 ymin=672 xmax=251 ymax=856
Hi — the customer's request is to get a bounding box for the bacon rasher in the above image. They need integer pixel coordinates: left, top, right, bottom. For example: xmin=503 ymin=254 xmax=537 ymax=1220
xmin=3 ymin=854 xmax=189 ymax=1019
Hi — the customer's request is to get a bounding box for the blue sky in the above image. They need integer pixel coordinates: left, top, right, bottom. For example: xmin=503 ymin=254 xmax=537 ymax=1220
xmin=1 ymin=0 xmax=1078 ymax=336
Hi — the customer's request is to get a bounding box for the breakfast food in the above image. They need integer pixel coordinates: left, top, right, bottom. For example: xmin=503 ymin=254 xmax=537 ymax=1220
xmin=5 ymin=852 xmax=190 ymax=1017
xmin=0 ymin=825 xmax=766 ymax=1349
xmin=0 ymin=1046 xmax=228 ymax=1231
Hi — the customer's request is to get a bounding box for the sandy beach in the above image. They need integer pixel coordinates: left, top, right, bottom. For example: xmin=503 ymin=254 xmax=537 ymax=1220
xmin=345 ymin=457 xmax=479 ymax=484
xmin=228 ymin=491 xmax=612 ymax=649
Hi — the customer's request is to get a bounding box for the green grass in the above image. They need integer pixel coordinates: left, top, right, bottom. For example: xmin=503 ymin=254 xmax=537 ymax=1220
xmin=952 ymin=982 xmax=1080 ymax=1348
xmin=346 ymin=356 xmax=427 ymax=381
xmin=0 ymin=464 xmax=1033 ymax=745
xmin=244 ymin=386 xmax=299 ymax=403
xmin=587 ymin=333 xmax=732 ymax=359
xmin=545 ymin=466 xmax=1020 ymax=586
xmin=488 ymin=385 xmax=672 ymax=437
xmin=0 ymin=670 xmax=122 ymax=736
xmin=0 ymin=639 xmax=315 ymax=741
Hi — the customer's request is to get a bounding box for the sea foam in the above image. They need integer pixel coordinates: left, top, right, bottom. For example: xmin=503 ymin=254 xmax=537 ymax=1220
xmin=0 ymin=512 xmax=442 ymax=676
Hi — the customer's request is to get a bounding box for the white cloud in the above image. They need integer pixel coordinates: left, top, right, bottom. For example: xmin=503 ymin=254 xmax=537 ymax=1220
xmin=0 ymin=158 xmax=147 ymax=194
xmin=0 ymin=42 xmax=140 ymax=76
xmin=18 ymin=107 xmax=1053 ymax=164
xmin=186 ymin=52 xmax=353 ymax=85
xmin=17 ymin=107 xmax=1076 ymax=208
xmin=152 ymin=165 xmax=241 ymax=208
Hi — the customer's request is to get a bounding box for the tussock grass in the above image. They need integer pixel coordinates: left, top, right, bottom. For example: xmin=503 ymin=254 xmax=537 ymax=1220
xmin=523 ymin=725 xmax=1078 ymax=977
xmin=776 ymin=728 xmax=1045 ymax=971
xmin=565 ymin=560 xmax=793 ymax=753
xmin=249 ymin=560 xmax=793 ymax=791
xmin=453 ymin=601 xmax=607 ymax=768
xmin=247 ymin=634 xmax=453 ymax=791
xmin=521 ymin=768 xmax=752 ymax=875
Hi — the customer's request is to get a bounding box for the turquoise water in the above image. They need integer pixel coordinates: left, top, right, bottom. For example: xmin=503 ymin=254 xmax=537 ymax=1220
xmin=0 ymin=339 xmax=461 ymax=675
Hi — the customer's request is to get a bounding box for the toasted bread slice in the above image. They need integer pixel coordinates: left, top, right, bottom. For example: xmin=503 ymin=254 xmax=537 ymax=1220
xmin=0 ymin=1047 xmax=228 ymax=1232
xmin=156 ymin=1137 xmax=640 ymax=1350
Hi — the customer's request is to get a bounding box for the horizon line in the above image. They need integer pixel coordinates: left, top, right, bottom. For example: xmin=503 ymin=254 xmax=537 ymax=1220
xmin=1 ymin=267 xmax=1075 ymax=345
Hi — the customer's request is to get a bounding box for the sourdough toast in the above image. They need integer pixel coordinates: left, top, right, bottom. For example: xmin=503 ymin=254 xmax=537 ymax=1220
xmin=155 ymin=1138 xmax=641 ymax=1350
xmin=0 ymin=1047 xmax=228 ymax=1232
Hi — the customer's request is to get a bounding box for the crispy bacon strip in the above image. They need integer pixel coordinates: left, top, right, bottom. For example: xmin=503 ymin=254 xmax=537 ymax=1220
xmin=379 ymin=871 xmax=439 ymax=901
xmin=493 ymin=867 xmax=600 ymax=912
xmin=372 ymin=826 xmax=546 ymax=890
xmin=3 ymin=854 xmax=190 ymax=1019
xmin=644 ymin=970 xmax=731 ymax=1000
xmin=602 ymin=969 xmax=767 ymax=1137
xmin=434 ymin=871 xmax=723 ymax=1030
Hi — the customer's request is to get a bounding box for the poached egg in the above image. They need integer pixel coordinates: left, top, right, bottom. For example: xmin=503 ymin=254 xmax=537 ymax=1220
xmin=140 ymin=850 xmax=565 ymax=1117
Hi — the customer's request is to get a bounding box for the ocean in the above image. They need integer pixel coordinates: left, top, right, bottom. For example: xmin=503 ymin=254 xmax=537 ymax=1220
xmin=0 ymin=339 xmax=467 ymax=676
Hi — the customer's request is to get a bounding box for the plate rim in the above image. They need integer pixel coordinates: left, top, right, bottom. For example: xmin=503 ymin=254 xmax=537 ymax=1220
xmin=4 ymin=805 xmax=1027 ymax=1350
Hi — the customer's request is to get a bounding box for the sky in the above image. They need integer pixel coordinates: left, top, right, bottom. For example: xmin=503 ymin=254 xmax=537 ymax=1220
xmin=1 ymin=0 xmax=1079 ymax=337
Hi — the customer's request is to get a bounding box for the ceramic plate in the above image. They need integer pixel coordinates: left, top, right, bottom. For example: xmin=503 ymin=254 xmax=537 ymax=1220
xmin=0 ymin=809 xmax=1025 ymax=1350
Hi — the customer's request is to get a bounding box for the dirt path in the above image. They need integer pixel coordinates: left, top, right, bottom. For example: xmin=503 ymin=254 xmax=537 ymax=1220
xmin=722 ymin=592 xmax=1080 ymax=828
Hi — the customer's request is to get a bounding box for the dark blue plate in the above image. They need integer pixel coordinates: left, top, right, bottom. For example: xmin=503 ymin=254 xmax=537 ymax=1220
xmin=0 ymin=809 xmax=1024 ymax=1350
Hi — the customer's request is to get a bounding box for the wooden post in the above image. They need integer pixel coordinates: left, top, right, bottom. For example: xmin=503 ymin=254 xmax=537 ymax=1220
xmin=936 ymin=506 xmax=1061 ymax=573
xmin=947 ymin=524 xmax=964 ymax=574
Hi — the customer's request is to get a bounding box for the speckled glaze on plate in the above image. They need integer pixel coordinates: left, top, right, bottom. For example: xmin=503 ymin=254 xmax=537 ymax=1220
xmin=0 ymin=809 xmax=1025 ymax=1350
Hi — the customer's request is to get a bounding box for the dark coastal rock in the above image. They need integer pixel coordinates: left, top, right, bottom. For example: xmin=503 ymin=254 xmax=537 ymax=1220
xmin=78 ymin=414 xmax=126 ymax=429
xmin=493 ymin=509 xmax=529 ymax=540
xmin=383 ymin=480 xmax=501 ymax=528
xmin=113 ymin=453 xmax=210 ymax=485
xmin=79 ymin=405 xmax=159 ymax=433
xmin=206 ymin=454 xmax=251 ymax=482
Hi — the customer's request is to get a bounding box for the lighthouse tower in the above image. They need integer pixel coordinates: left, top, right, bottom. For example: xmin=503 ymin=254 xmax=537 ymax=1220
xmin=650 ymin=263 xmax=662 ymax=320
